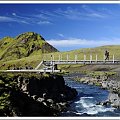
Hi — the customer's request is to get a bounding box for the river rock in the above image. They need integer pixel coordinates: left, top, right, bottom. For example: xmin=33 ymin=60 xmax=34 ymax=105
xmin=75 ymin=73 xmax=120 ymax=108
xmin=97 ymin=101 xmax=111 ymax=106
xmin=102 ymin=81 xmax=108 ymax=88
xmin=108 ymin=92 xmax=120 ymax=108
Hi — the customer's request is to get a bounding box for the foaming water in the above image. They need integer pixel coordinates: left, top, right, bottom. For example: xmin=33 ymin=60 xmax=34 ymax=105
xmin=76 ymin=97 xmax=115 ymax=115
xmin=60 ymin=76 xmax=120 ymax=117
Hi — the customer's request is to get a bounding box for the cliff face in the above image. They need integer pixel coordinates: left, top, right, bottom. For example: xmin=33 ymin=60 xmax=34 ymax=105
xmin=0 ymin=73 xmax=77 ymax=116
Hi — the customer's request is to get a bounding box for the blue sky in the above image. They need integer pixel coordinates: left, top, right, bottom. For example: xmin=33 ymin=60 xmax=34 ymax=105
xmin=1 ymin=4 xmax=120 ymax=51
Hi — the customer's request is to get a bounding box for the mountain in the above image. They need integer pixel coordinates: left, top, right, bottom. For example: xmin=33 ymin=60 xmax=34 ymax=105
xmin=0 ymin=32 xmax=58 ymax=61
xmin=0 ymin=37 xmax=15 ymax=59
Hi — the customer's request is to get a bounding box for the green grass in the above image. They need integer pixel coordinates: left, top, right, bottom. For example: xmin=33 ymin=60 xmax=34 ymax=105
xmin=0 ymin=54 xmax=43 ymax=70
xmin=0 ymin=32 xmax=58 ymax=62
xmin=0 ymin=37 xmax=15 ymax=59
xmin=44 ymin=45 xmax=120 ymax=61
xmin=1 ymin=45 xmax=120 ymax=70
xmin=87 ymin=71 xmax=116 ymax=77
xmin=1 ymin=32 xmax=120 ymax=71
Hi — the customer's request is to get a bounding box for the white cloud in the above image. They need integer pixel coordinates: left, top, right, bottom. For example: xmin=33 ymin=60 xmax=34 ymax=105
xmin=81 ymin=5 xmax=107 ymax=18
xmin=35 ymin=6 xmax=108 ymax=23
xmin=0 ymin=14 xmax=51 ymax=25
xmin=0 ymin=6 xmax=114 ymax=26
xmin=12 ymin=13 xmax=16 ymax=16
xmin=11 ymin=13 xmax=52 ymax=25
xmin=0 ymin=15 xmax=29 ymax=24
xmin=34 ymin=13 xmax=50 ymax=20
xmin=0 ymin=16 xmax=15 ymax=22
xmin=88 ymin=13 xmax=106 ymax=18
xmin=37 ymin=21 xmax=52 ymax=25
xmin=57 ymin=33 xmax=64 ymax=37
xmin=54 ymin=7 xmax=107 ymax=20
xmin=55 ymin=7 xmax=82 ymax=20
xmin=47 ymin=38 xmax=120 ymax=47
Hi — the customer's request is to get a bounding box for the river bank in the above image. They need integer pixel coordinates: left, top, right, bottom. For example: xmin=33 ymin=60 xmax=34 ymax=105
xmin=60 ymin=76 xmax=119 ymax=116
xmin=0 ymin=73 xmax=77 ymax=116
xmin=71 ymin=72 xmax=120 ymax=108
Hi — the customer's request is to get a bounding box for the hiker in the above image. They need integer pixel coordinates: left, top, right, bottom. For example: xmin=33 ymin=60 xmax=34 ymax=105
xmin=105 ymin=50 xmax=109 ymax=60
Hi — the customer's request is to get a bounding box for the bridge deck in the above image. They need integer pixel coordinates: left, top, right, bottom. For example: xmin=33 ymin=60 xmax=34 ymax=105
xmin=0 ymin=69 xmax=60 ymax=73
xmin=43 ymin=60 xmax=120 ymax=65
xmin=1 ymin=59 xmax=119 ymax=73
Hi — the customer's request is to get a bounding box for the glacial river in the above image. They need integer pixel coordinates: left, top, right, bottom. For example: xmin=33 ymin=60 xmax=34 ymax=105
xmin=60 ymin=74 xmax=120 ymax=117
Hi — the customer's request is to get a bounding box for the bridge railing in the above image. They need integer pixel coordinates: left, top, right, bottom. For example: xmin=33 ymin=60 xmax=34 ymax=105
xmin=43 ymin=54 xmax=116 ymax=63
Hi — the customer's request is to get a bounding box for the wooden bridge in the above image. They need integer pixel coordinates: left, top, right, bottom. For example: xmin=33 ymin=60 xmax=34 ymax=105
xmin=1 ymin=54 xmax=120 ymax=73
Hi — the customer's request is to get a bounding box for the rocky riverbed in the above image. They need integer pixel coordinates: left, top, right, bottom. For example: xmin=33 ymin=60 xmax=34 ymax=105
xmin=0 ymin=73 xmax=77 ymax=116
xmin=72 ymin=72 xmax=120 ymax=108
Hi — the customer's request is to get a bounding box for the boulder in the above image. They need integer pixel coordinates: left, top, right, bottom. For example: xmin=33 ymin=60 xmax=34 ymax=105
xmin=108 ymin=92 xmax=120 ymax=108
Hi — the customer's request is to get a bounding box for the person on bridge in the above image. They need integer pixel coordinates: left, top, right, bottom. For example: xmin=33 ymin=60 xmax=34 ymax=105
xmin=105 ymin=50 xmax=109 ymax=60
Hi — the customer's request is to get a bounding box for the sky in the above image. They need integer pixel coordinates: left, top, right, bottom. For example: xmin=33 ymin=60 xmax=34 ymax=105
xmin=1 ymin=4 xmax=120 ymax=51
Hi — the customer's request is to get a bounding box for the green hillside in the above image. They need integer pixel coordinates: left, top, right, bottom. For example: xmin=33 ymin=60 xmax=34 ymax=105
xmin=0 ymin=32 xmax=58 ymax=69
xmin=0 ymin=32 xmax=58 ymax=62
xmin=1 ymin=45 xmax=120 ymax=70
xmin=0 ymin=37 xmax=15 ymax=60
xmin=44 ymin=45 xmax=120 ymax=61
xmin=0 ymin=32 xmax=120 ymax=70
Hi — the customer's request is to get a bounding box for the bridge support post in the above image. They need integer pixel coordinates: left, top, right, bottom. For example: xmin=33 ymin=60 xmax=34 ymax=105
xmin=51 ymin=54 xmax=53 ymax=65
xmin=54 ymin=64 xmax=58 ymax=70
xmin=59 ymin=55 xmax=61 ymax=61
xmin=43 ymin=54 xmax=45 ymax=61
xmin=90 ymin=54 xmax=92 ymax=63
xmin=53 ymin=55 xmax=54 ymax=61
xmin=52 ymin=63 xmax=54 ymax=73
xmin=96 ymin=54 xmax=98 ymax=62
xmin=75 ymin=54 xmax=77 ymax=63
xmin=84 ymin=54 xmax=86 ymax=63
xmin=44 ymin=68 xmax=46 ymax=74
xmin=44 ymin=55 xmax=46 ymax=61
xmin=61 ymin=54 xmax=62 ymax=61
xmin=50 ymin=54 xmax=54 ymax=73
xmin=104 ymin=55 xmax=105 ymax=62
xmin=67 ymin=54 xmax=69 ymax=61
xmin=113 ymin=54 xmax=114 ymax=63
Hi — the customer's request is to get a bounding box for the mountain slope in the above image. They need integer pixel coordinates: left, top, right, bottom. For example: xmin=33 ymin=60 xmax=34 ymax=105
xmin=0 ymin=37 xmax=15 ymax=60
xmin=0 ymin=32 xmax=58 ymax=61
